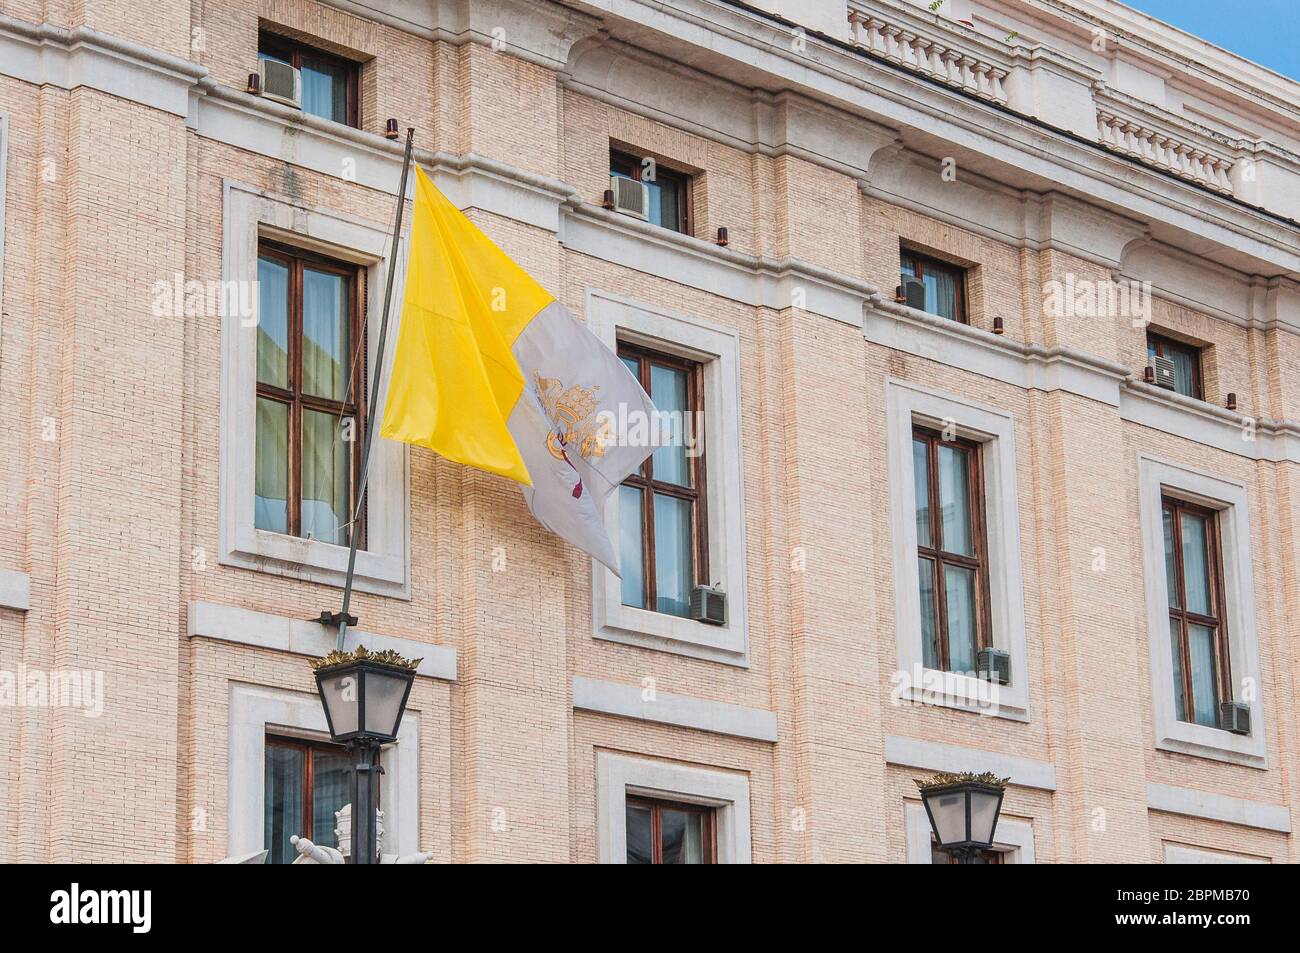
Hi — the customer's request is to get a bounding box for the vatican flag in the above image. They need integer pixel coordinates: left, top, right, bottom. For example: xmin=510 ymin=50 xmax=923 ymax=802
xmin=381 ymin=167 xmax=657 ymax=572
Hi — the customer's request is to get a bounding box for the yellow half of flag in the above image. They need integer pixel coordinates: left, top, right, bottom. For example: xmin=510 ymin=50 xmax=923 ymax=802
xmin=380 ymin=166 xmax=553 ymax=485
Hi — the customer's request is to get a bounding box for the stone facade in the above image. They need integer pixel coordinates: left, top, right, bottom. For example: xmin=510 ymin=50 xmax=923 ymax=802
xmin=0 ymin=0 xmax=1297 ymax=863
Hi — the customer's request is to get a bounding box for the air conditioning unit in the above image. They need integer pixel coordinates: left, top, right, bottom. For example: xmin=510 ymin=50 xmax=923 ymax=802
xmin=898 ymin=275 xmax=926 ymax=311
xmin=689 ymin=585 xmax=726 ymax=626
xmin=259 ymin=58 xmax=302 ymax=109
xmin=977 ymin=647 xmax=1010 ymax=685
xmin=608 ymin=175 xmax=649 ymax=220
xmin=1218 ymin=701 xmax=1250 ymax=735
xmin=1151 ymin=354 xmax=1177 ymax=390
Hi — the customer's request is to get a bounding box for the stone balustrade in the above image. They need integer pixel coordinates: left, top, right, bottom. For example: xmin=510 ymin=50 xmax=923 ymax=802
xmin=848 ymin=9 xmax=1009 ymax=105
xmin=1096 ymin=109 xmax=1235 ymax=194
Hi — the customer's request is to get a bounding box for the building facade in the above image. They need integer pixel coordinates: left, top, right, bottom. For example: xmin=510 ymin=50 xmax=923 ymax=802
xmin=1 ymin=0 xmax=1298 ymax=863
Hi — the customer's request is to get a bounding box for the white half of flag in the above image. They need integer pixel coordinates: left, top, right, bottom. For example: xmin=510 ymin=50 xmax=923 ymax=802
xmin=507 ymin=301 xmax=657 ymax=573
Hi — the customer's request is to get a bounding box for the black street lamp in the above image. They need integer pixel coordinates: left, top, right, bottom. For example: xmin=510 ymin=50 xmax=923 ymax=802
xmin=312 ymin=646 xmax=419 ymax=864
xmin=916 ymin=772 xmax=1008 ymax=864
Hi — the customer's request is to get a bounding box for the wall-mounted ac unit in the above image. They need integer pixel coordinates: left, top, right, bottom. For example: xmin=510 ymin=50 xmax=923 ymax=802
xmin=977 ymin=647 xmax=1010 ymax=685
xmin=689 ymin=585 xmax=726 ymax=626
xmin=608 ymin=175 xmax=649 ymax=220
xmin=898 ymin=275 xmax=926 ymax=311
xmin=1151 ymin=354 xmax=1177 ymax=390
xmin=259 ymin=58 xmax=302 ymax=109
xmin=1218 ymin=701 xmax=1250 ymax=735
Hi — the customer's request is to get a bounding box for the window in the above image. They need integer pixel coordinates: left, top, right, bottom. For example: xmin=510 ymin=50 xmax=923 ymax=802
xmin=901 ymin=249 xmax=967 ymax=323
xmin=625 ymin=797 xmax=716 ymax=864
xmin=589 ymin=291 xmax=748 ymax=665
xmin=1161 ymin=496 xmax=1231 ymax=728
xmin=930 ymin=840 xmax=1003 ymax=864
xmin=886 ymin=380 xmax=1030 ymax=721
xmin=1147 ymin=332 xmax=1202 ymax=399
xmin=597 ymin=751 xmax=752 ymax=863
xmin=258 ymin=30 xmax=359 ymax=127
xmin=610 ymin=149 xmax=692 ymax=234
xmin=263 ymin=735 xmax=354 ymax=864
xmin=617 ymin=343 xmax=707 ymax=618
xmin=912 ymin=426 xmax=991 ymax=675
xmin=1137 ymin=455 xmax=1265 ymax=767
xmin=255 ymin=241 xmax=364 ymax=547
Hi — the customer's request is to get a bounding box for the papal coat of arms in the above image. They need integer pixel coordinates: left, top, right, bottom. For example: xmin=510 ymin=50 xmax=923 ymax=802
xmin=533 ymin=372 xmax=614 ymax=462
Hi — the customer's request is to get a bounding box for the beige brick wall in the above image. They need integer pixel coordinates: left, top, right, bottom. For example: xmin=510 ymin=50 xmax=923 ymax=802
xmin=0 ymin=0 xmax=1297 ymax=864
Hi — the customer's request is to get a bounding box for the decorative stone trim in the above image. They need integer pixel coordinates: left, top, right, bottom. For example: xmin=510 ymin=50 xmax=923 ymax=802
xmin=572 ymin=676 xmax=777 ymax=742
xmin=0 ymin=569 xmax=29 ymax=612
xmin=1147 ymin=783 xmax=1290 ymax=833
xmin=884 ymin=735 xmax=1057 ymax=791
xmin=187 ymin=601 xmax=457 ymax=682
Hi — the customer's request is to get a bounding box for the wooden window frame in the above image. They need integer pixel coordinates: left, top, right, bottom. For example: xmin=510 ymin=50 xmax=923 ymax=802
xmin=913 ymin=425 xmax=992 ymax=671
xmin=1162 ymin=495 xmax=1232 ymax=724
xmin=617 ymin=343 xmax=709 ymax=613
xmin=258 ymin=29 xmax=361 ymax=128
xmin=900 ymin=248 xmax=968 ymax=324
xmin=256 ymin=240 xmax=366 ymax=547
xmin=265 ymin=734 xmax=361 ymax=851
xmin=626 ymin=796 xmax=717 ymax=864
xmin=1146 ymin=331 xmax=1204 ymax=400
xmin=610 ymin=148 xmax=693 ymax=235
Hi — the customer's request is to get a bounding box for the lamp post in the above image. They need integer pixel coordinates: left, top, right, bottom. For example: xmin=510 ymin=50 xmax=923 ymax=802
xmin=312 ymin=647 xmax=419 ymax=864
xmin=915 ymin=772 xmax=1008 ymax=864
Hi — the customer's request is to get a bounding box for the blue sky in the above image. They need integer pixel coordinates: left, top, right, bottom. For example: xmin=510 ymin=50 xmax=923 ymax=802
xmin=1121 ymin=0 xmax=1300 ymax=82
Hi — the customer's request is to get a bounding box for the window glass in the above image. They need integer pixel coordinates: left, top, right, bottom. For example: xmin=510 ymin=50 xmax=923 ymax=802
xmin=257 ymin=256 xmax=290 ymax=388
xmin=913 ymin=438 xmax=931 ymax=547
xmin=919 ymin=556 xmax=939 ymax=670
xmin=264 ymin=745 xmax=304 ymax=865
xmin=255 ymin=397 xmax=289 ymax=534
xmin=625 ymin=803 xmax=653 ymax=864
xmin=301 ymin=408 xmax=349 ymax=545
xmin=1188 ymin=623 xmax=1219 ymax=727
xmin=1170 ymin=617 xmax=1187 ymax=722
xmin=1180 ymin=511 xmax=1213 ymax=616
xmin=938 ymin=443 xmax=973 ymax=556
xmin=654 ymin=493 xmax=693 ymax=616
xmin=301 ymin=56 xmax=350 ymax=124
xmin=650 ymin=363 xmax=690 ymax=486
xmin=311 ymin=749 xmax=352 ymax=845
xmin=302 ymin=268 xmax=349 ymax=401
xmin=1162 ymin=507 xmax=1180 ymax=608
xmin=619 ymin=484 xmax=646 ymax=609
xmin=944 ymin=564 xmax=978 ymax=674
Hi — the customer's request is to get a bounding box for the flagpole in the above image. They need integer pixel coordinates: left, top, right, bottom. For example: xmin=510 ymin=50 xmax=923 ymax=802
xmin=331 ymin=126 xmax=415 ymax=652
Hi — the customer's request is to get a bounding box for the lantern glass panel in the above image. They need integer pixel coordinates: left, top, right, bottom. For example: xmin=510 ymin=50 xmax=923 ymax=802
xmin=318 ymin=669 xmax=359 ymax=737
xmin=363 ymin=667 xmax=409 ymax=737
xmin=929 ymin=790 xmax=968 ymax=846
xmin=969 ymin=789 xmax=1002 ymax=846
